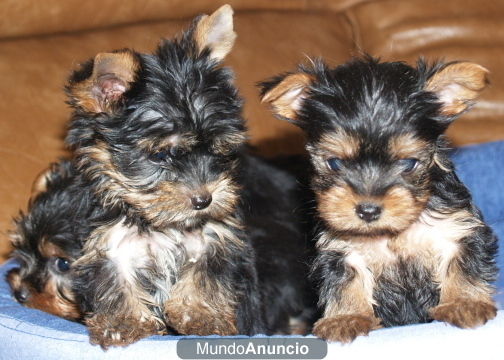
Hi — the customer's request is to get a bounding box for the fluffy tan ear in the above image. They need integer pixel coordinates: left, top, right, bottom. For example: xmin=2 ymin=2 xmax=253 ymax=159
xmin=193 ymin=4 xmax=236 ymax=62
xmin=68 ymin=50 xmax=139 ymax=114
xmin=261 ymin=73 xmax=313 ymax=121
xmin=426 ymin=62 xmax=489 ymax=116
xmin=31 ymin=167 xmax=52 ymax=198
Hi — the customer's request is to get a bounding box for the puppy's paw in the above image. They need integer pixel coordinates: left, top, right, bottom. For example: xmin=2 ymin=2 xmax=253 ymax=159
xmin=313 ymin=315 xmax=380 ymax=343
xmin=165 ymin=298 xmax=238 ymax=336
xmin=430 ymin=299 xmax=497 ymax=328
xmin=86 ymin=314 xmax=158 ymax=349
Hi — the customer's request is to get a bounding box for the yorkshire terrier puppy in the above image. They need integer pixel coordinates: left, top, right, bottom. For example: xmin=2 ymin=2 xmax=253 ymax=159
xmin=6 ymin=160 xmax=102 ymax=321
xmin=261 ymin=57 xmax=498 ymax=342
xmin=65 ymin=5 xmax=313 ymax=348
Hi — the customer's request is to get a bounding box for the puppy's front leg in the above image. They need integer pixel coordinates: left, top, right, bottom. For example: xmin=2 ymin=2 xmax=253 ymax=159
xmin=74 ymin=222 xmax=160 ymax=349
xmin=430 ymin=224 xmax=497 ymax=328
xmin=75 ymin=255 xmax=159 ymax=348
xmin=312 ymin=250 xmax=381 ymax=343
xmin=165 ymin=223 xmax=262 ymax=335
xmin=164 ymin=263 xmax=239 ymax=336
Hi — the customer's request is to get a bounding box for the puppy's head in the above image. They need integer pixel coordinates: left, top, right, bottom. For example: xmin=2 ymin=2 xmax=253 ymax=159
xmin=7 ymin=161 xmax=87 ymax=320
xmin=66 ymin=5 xmax=245 ymax=230
xmin=261 ymin=57 xmax=488 ymax=237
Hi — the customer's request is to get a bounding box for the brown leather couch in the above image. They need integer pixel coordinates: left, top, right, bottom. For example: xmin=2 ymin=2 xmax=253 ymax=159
xmin=1 ymin=0 xmax=503 ymax=262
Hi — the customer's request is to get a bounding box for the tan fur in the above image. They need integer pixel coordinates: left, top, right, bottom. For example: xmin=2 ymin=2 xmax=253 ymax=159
xmin=194 ymin=4 xmax=236 ymax=61
xmin=433 ymin=153 xmax=451 ymax=172
xmin=326 ymin=266 xmax=376 ymax=317
xmin=77 ymin=220 xmax=185 ymax=347
xmin=388 ymin=133 xmax=430 ymax=159
xmin=393 ymin=210 xmax=478 ymax=266
xmin=7 ymin=270 xmax=81 ymax=320
xmin=382 ymin=187 xmax=429 ymax=230
xmin=77 ymin=142 xmax=240 ymax=228
xmin=28 ymin=279 xmax=81 ymax=320
xmin=31 ymin=168 xmax=51 ymax=197
xmin=426 ymin=62 xmax=489 ymax=116
xmin=69 ymin=50 xmax=139 ymax=113
xmin=164 ymin=219 xmax=244 ymax=335
xmin=6 ymin=269 xmax=21 ymax=289
xmin=317 ymin=183 xmax=426 ymax=236
xmin=313 ymin=315 xmax=381 ymax=343
xmin=321 ymin=210 xmax=481 ymax=278
xmin=288 ymin=316 xmax=310 ymax=336
xmin=79 ymin=218 xmax=244 ymax=339
xmin=429 ymin=225 xmax=497 ymax=328
xmin=261 ymin=73 xmax=313 ymax=119
xmin=38 ymin=239 xmax=68 ymax=259
xmin=165 ymin=264 xmax=238 ymax=335
xmin=137 ymin=134 xmax=198 ymax=154
xmin=316 ymin=131 xmax=361 ymax=160
xmin=430 ymin=299 xmax=496 ymax=329
xmin=78 ymin=222 xmax=160 ymax=324
xmin=317 ymin=183 xmax=360 ymax=234
xmin=212 ymin=131 xmax=247 ymax=155
xmin=86 ymin=313 xmax=159 ymax=349
xmin=317 ymin=209 xmax=488 ymax=340
xmin=141 ymin=174 xmax=241 ymax=227
xmin=314 ymin=233 xmax=381 ymax=342
xmin=440 ymin=262 xmax=493 ymax=303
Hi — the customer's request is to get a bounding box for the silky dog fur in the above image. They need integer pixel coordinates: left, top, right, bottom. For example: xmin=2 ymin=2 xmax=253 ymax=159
xmin=64 ymin=5 xmax=314 ymax=348
xmin=261 ymin=56 xmax=498 ymax=342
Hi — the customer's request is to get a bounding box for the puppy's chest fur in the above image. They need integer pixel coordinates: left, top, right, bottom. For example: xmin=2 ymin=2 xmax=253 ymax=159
xmin=90 ymin=219 xmax=233 ymax=321
xmin=322 ymin=210 xmax=479 ymax=325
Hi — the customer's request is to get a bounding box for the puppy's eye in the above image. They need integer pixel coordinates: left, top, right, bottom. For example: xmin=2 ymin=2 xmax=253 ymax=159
xmin=327 ymin=157 xmax=342 ymax=171
xmin=169 ymin=146 xmax=185 ymax=158
xmin=54 ymin=258 xmax=71 ymax=273
xmin=149 ymin=150 xmax=169 ymax=163
xmin=398 ymin=158 xmax=419 ymax=173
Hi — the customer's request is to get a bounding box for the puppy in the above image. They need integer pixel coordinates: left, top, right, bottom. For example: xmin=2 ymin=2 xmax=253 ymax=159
xmin=261 ymin=56 xmax=498 ymax=342
xmin=65 ymin=5 xmax=313 ymax=347
xmin=6 ymin=160 xmax=102 ymax=320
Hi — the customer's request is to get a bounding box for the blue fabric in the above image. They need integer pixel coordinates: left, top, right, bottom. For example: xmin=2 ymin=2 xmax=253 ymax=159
xmin=1 ymin=141 xmax=503 ymax=359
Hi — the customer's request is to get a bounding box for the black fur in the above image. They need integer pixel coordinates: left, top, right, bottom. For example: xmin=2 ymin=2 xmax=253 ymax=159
xmin=241 ymin=155 xmax=317 ymax=333
xmin=373 ymin=259 xmax=440 ymax=326
xmin=261 ymin=56 xmax=498 ymax=337
xmin=63 ymin=11 xmax=314 ymax=347
xmin=6 ymin=160 xmax=103 ymax=320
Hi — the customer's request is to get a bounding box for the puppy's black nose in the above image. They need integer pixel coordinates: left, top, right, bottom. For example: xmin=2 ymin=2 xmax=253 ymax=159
xmin=14 ymin=288 xmax=30 ymax=304
xmin=356 ymin=203 xmax=382 ymax=223
xmin=191 ymin=194 xmax=212 ymax=210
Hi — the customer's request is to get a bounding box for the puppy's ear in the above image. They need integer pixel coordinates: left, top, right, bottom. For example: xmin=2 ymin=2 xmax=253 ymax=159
xmin=193 ymin=4 xmax=236 ymax=62
xmin=30 ymin=167 xmax=52 ymax=199
xmin=260 ymin=72 xmax=313 ymax=125
xmin=31 ymin=161 xmax=74 ymax=200
xmin=67 ymin=50 xmax=139 ymax=114
xmin=426 ymin=62 xmax=489 ymax=116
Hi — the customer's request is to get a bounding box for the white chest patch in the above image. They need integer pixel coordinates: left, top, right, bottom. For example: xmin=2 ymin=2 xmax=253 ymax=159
xmin=329 ymin=210 xmax=480 ymax=280
xmin=181 ymin=230 xmax=207 ymax=263
xmin=105 ymin=220 xmax=184 ymax=288
xmin=99 ymin=218 xmax=238 ymax=318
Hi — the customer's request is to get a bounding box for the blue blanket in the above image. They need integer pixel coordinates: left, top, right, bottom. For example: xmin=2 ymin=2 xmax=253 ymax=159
xmin=1 ymin=259 xmax=502 ymax=359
